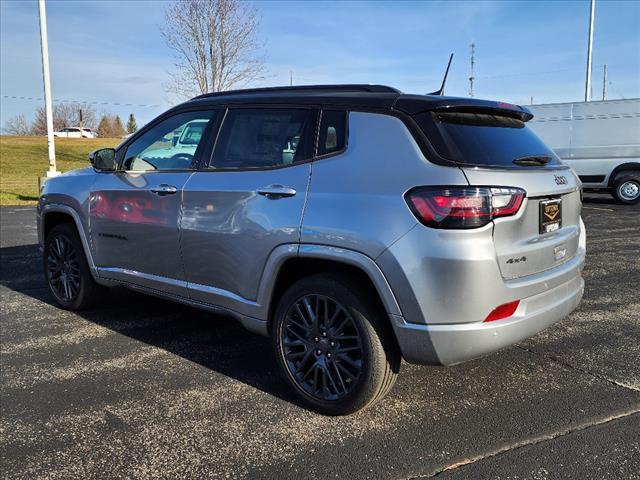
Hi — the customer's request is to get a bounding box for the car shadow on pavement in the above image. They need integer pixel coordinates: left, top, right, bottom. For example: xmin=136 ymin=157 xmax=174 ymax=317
xmin=0 ymin=243 xmax=305 ymax=410
xmin=582 ymin=193 xmax=623 ymax=206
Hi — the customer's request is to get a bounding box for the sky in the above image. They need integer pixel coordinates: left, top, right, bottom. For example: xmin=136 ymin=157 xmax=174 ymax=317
xmin=1 ymin=0 xmax=639 ymax=129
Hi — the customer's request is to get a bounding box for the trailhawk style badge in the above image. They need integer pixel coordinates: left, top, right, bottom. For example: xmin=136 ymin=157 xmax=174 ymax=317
xmin=539 ymin=198 xmax=562 ymax=233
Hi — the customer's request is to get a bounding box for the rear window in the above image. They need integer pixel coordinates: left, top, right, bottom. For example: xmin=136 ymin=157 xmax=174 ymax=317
xmin=211 ymin=108 xmax=315 ymax=169
xmin=414 ymin=111 xmax=559 ymax=167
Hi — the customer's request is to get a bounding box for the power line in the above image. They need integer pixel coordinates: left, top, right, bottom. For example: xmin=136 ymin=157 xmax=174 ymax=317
xmin=477 ymin=62 xmax=631 ymax=81
xmin=2 ymin=95 xmax=165 ymax=108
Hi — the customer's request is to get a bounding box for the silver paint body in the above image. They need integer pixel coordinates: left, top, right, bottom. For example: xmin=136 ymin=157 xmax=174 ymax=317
xmin=38 ymin=110 xmax=586 ymax=366
xmin=528 ymin=98 xmax=640 ymax=188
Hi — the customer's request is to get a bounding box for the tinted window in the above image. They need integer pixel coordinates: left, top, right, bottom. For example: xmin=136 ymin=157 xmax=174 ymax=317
xmin=415 ymin=111 xmax=559 ymax=167
xmin=123 ymin=111 xmax=216 ymax=171
xmin=211 ymin=108 xmax=314 ymax=169
xmin=318 ymin=110 xmax=347 ymax=156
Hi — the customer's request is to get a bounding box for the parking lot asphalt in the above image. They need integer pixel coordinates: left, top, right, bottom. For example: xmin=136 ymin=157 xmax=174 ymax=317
xmin=1 ymin=195 xmax=639 ymax=480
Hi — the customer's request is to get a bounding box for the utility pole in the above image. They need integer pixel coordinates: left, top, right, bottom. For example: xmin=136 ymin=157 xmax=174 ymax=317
xmin=469 ymin=43 xmax=476 ymax=98
xmin=38 ymin=0 xmax=58 ymax=176
xmin=602 ymin=64 xmax=607 ymax=101
xmin=584 ymin=0 xmax=595 ymax=102
xmin=289 ymin=71 xmax=293 ymax=86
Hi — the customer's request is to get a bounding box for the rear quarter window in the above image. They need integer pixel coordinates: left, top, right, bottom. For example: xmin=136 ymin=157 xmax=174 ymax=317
xmin=317 ymin=110 xmax=347 ymax=156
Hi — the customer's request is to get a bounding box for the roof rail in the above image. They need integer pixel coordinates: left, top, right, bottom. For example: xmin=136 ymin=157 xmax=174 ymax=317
xmin=191 ymin=84 xmax=401 ymax=100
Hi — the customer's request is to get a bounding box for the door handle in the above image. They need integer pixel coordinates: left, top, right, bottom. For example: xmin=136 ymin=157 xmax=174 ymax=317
xmin=256 ymin=185 xmax=297 ymax=199
xmin=150 ymin=184 xmax=178 ymax=195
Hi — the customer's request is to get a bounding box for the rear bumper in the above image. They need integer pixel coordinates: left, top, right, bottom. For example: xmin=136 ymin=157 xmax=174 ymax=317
xmin=390 ymin=274 xmax=584 ymax=365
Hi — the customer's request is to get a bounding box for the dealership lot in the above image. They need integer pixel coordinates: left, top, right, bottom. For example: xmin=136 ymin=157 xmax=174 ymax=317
xmin=1 ymin=198 xmax=639 ymax=479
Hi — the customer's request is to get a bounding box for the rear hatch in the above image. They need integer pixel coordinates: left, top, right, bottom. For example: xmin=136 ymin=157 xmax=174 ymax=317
xmin=413 ymin=105 xmax=582 ymax=279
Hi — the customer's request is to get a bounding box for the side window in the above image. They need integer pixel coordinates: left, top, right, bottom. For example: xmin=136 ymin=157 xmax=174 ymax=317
xmin=211 ymin=108 xmax=315 ymax=169
xmin=318 ymin=110 xmax=347 ymax=156
xmin=122 ymin=111 xmax=216 ymax=171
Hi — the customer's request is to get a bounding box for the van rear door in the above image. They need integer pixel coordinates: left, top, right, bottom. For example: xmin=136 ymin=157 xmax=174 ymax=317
xmin=413 ymin=107 xmax=582 ymax=279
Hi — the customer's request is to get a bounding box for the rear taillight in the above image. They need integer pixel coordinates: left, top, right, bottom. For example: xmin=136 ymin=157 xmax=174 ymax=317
xmin=405 ymin=187 xmax=525 ymax=229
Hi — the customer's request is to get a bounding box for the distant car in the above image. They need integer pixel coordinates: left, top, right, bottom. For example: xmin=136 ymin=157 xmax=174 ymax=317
xmin=53 ymin=127 xmax=98 ymax=138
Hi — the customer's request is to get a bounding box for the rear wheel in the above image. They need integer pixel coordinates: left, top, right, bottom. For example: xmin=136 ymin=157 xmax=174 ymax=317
xmin=44 ymin=223 xmax=105 ymax=310
xmin=611 ymin=173 xmax=640 ymax=205
xmin=273 ymin=274 xmax=399 ymax=415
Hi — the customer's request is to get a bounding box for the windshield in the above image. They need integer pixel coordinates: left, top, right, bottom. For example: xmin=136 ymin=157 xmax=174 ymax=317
xmin=414 ymin=111 xmax=560 ymax=167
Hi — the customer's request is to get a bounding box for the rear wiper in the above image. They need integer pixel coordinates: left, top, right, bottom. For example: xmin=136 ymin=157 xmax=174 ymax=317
xmin=512 ymin=155 xmax=552 ymax=166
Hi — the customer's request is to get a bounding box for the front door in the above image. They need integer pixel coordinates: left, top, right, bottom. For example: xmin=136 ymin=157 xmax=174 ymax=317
xmin=181 ymin=107 xmax=318 ymax=310
xmin=90 ymin=110 xmax=218 ymax=296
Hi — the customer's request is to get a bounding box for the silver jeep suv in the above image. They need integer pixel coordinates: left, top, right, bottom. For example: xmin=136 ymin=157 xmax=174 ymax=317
xmin=38 ymin=85 xmax=586 ymax=415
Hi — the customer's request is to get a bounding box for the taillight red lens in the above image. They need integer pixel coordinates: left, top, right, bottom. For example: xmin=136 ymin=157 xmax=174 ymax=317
xmin=484 ymin=300 xmax=520 ymax=322
xmin=405 ymin=187 xmax=525 ymax=229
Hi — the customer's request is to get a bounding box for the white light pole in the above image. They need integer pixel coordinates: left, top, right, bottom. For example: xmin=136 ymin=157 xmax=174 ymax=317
xmin=584 ymin=0 xmax=595 ymax=102
xmin=38 ymin=0 xmax=58 ymax=177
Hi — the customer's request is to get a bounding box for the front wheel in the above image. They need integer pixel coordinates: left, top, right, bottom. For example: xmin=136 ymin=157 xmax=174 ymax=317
xmin=612 ymin=174 xmax=640 ymax=205
xmin=272 ymin=274 xmax=400 ymax=415
xmin=44 ymin=223 xmax=105 ymax=310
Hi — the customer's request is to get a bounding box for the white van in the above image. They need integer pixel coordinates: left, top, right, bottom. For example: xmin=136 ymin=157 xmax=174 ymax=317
xmin=528 ymin=99 xmax=640 ymax=204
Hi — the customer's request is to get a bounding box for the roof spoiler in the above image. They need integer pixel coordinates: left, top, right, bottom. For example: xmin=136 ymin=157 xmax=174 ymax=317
xmin=434 ymin=104 xmax=534 ymax=122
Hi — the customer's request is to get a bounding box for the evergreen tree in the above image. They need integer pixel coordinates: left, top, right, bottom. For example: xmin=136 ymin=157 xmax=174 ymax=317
xmin=126 ymin=113 xmax=138 ymax=134
xmin=97 ymin=115 xmax=112 ymax=137
xmin=112 ymin=115 xmax=126 ymax=137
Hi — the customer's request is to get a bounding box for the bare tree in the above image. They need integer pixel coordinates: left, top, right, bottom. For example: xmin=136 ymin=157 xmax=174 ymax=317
xmin=31 ymin=102 xmax=97 ymax=134
xmin=161 ymin=0 xmax=266 ymax=98
xmin=3 ymin=114 xmax=31 ymax=136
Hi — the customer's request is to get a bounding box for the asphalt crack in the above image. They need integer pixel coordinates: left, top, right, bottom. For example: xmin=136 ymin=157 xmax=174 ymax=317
xmin=412 ymin=408 xmax=640 ymax=478
xmin=515 ymin=344 xmax=640 ymax=392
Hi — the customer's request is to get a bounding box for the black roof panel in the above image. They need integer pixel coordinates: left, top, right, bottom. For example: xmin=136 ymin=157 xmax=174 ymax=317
xmin=192 ymin=84 xmax=401 ymax=99
xmin=179 ymin=84 xmax=530 ymax=119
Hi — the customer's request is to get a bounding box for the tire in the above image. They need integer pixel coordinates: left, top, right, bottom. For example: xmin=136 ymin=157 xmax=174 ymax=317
xmin=43 ymin=223 xmax=105 ymax=310
xmin=611 ymin=173 xmax=640 ymax=205
xmin=272 ymin=273 xmax=400 ymax=415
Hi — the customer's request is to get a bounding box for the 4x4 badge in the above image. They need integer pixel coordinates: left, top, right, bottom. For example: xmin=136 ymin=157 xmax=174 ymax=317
xmin=554 ymin=175 xmax=568 ymax=185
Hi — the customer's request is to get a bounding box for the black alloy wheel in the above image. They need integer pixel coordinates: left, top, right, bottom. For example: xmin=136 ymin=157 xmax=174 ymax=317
xmin=46 ymin=233 xmax=81 ymax=303
xmin=281 ymin=294 xmax=364 ymax=401
xmin=43 ymin=223 xmax=104 ymax=310
xmin=273 ymin=274 xmax=400 ymax=415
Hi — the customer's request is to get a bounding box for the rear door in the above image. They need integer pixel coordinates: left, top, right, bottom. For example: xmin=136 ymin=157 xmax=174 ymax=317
xmin=414 ymin=108 xmax=582 ymax=279
xmin=181 ymin=107 xmax=317 ymax=307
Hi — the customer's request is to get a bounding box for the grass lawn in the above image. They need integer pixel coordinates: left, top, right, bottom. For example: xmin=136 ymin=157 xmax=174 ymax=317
xmin=0 ymin=136 xmax=121 ymax=205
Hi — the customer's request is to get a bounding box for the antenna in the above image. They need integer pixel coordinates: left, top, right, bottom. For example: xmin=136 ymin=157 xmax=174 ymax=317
xmin=469 ymin=43 xmax=475 ymax=97
xmin=429 ymin=53 xmax=454 ymax=96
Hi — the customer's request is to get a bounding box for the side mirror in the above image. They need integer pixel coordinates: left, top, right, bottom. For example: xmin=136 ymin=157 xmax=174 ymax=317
xmin=89 ymin=148 xmax=117 ymax=171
